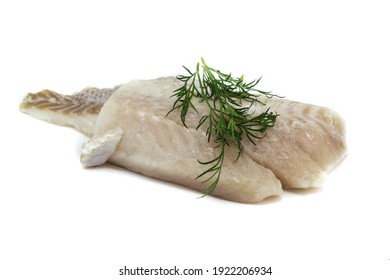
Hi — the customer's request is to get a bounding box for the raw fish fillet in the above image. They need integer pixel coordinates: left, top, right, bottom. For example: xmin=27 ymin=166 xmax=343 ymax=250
xmin=19 ymin=77 xmax=347 ymax=203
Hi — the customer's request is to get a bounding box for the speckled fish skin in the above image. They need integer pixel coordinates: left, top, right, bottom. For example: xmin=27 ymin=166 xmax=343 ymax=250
xmin=19 ymin=77 xmax=347 ymax=203
xmin=19 ymin=86 xmax=118 ymax=137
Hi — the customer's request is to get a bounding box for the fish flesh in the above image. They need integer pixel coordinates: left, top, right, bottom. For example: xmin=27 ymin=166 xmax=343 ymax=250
xmin=19 ymin=77 xmax=347 ymax=203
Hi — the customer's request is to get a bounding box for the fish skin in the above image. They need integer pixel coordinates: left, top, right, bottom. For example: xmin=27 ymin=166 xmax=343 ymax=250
xmin=20 ymin=87 xmax=118 ymax=137
xmin=19 ymin=77 xmax=347 ymax=202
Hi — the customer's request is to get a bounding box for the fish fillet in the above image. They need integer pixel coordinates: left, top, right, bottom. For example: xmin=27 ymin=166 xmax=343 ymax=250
xmin=19 ymin=77 xmax=347 ymax=203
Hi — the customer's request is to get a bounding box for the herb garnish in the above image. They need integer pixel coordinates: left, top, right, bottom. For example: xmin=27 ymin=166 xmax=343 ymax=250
xmin=167 ymin=58 xmax=279 ymax=196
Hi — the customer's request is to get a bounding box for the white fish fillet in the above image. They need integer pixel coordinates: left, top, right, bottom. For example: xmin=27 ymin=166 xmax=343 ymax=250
xmin=19 ymin=77 xmax=347 ymax=203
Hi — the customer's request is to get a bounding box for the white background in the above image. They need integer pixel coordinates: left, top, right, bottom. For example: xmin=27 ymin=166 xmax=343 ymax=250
xmin=1 ymin=0 xmax=389 ymax=279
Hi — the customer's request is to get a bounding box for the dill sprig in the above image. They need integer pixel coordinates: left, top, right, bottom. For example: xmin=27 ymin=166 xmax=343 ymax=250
xmin=167 ymin=58 xmax=279 ymax=196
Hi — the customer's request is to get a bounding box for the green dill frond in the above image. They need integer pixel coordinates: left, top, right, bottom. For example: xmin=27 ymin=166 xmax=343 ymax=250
xmin=167 ymin=58 xmax=280 ymax=196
